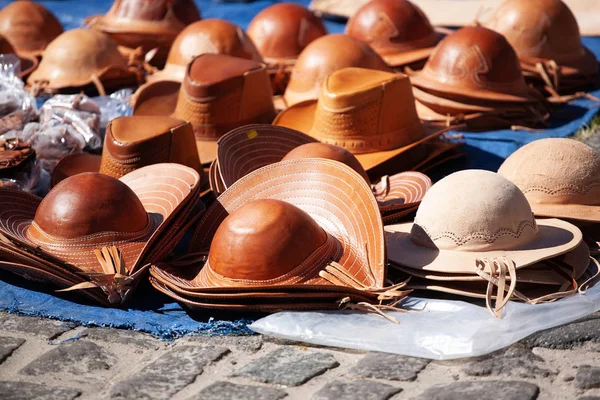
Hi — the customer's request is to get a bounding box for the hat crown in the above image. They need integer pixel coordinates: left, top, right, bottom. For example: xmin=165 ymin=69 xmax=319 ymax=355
xmin=310 ymin=67 xmax=424 ymax=154
xmin=485 ymin=0 xmax=585 ymax=64
xmin=498 ymin=138 xmax=600 ymax=207
xmin=106 ymin=0 xmax=201 ymax=25
xmin=31 ymin=173 xmax=149 ymax=240
xmin=208 ymin=199 xmax=334 ymax=281
xmin=167 ymin=19 xmax=262 ymax=67
xmin=0 ymin=34 xmax=15 ymax=54
xmin=346 ymin=0 xmax=438 ymax=55
xmin=421 ymin=26 xmax=528 ymax=97
xmin=411 ymin=170 xmax=539 ymax=251
xmin=248 ymin=3 xmax=327 ymax=60
xmin=0 ymin=0 xmax=63 ymax=53
xmin=284 ymin=34 xmax=391 ymax=105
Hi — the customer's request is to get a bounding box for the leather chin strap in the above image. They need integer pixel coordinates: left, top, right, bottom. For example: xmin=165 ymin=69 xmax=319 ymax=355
xmin=534 ymin=60 xmax=600 ymax=104
xmin=58 ymin=245 xmax=149 ymax=305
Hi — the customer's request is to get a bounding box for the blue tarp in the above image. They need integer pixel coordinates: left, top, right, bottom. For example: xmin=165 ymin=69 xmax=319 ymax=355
xmin=0 ymin=0 xmax=599 ymax=338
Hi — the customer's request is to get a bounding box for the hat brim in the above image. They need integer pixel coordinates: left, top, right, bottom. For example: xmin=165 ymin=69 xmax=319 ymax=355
xmin=382 ymin=46 xmax=438 ymax=68
xmin=385 ymin=218 xmax=582 ymax=273
xmin=51 ymin=153 xmax=102 ymax=187
xmin=132 ymin=80 xmax=181 ymax=117
xmin=273 ymin=99 xmax=456 ymax=171
xmin=145 ymin=64 xmax=186 ymax=84
xmin=532 ymin=203 xmax=600 ymax=223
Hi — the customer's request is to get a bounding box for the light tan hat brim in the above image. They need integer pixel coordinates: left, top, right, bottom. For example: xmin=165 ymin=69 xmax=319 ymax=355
xmin=196 ymin=139 xmax=219 ymax=166
xmin=273 ymin=99 xmax=455 ymax=171
xmin=385 ymin=218 xmax=582 ymax=273
xmin=532 ymin=203 xmax=600 ymax=223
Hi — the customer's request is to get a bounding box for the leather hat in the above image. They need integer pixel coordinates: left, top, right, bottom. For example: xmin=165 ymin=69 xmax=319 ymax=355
xmin=498 ymin=138 xmax=600 ymax=222
xmin=51 ymin=116 xmax=205 ymax=187
xmin=152 ymin=158 xmax=386 ymax=296
xmin=407 ymin=26 xmax=539 ymax=103
xmin=85 ymin=0 xmax=201 ymax=67
xmin=0 ymin=163 xmax=200 ymax=277
xmin=0 ymin=0 xmax=63 ymax=56
xmin=132 ymin=53 xmax=276 ymax=165
xmin=0 ymin=34 xmax=38 ymax=78
xmin=274 ymin=67 xmax=452 ymax=171
xmin=247 ymin=3 xmax=327 ymax=65
xmin=28 ymin=29 xmax=142 ymax=96
xmin=283 ymin=34 xmax=392 ymax=107
xmin=484 ymin=0 xmax=598 ymax=97
xmin=346 ymin=0 xmax=442 ymax=68
xmin=147 ymin=19 xmax=263 ymax=84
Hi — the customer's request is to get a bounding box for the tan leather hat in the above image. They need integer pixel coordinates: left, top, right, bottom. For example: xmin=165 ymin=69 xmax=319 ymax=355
xmin=346 ymin=0 xmax=442 ymax=68
xmin=274 ymin=67 xmax=452 ymax=171
xmin=147 ymin=19 xmax=263 ymax=84
xmin=51 ymin=116 xmax=206 ymax=187
xmin=248 ymin=3 xmax=327 ymax=65
xmin=133 ymin=54 xmax=275 ymax=165
xmin=85 ymin=0 xmax=201 ymax=67
xmin=0 ymin=33 xmax=38 ymax=78
xmin=283 ymin=34 xmax=392 ymax=107
xmin=407 ymin=26 xmax=540 ymax=103
xmin=498 ymin=138 xmax=600 ymax=222
xmin=0 ymin=0 xmax=63 ymax=56
xmin=484 ymin=0 xmax=598 ymax=97
xmin=28 ymin=29 xmax=141 ymax=96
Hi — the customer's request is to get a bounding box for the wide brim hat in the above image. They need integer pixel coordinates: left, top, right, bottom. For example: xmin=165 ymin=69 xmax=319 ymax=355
xmin=378 ymin=29 xmax=446 ymax=68
xmin=51 ymin=152 xmax=102 ymax=187
xmin=0 ymin=164 xmax=200 ymax=274
xmin=530 ymin=204 xmax=600 ymax=223
xmin=273 ymin=99 xmax=454 ymax=171
xmin=385 ymin=217 xmax=582 ymax=274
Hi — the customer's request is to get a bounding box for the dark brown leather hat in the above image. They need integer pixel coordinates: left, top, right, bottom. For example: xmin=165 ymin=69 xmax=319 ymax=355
xmin=133 ymin=54 xmax=276 ymax=164
xmin=346 ymin=0 xmax=442 ymax=68
xmin=51 ymin=116 xmax=205 ymax=186
xmin=408 ymin=26 xmax=538 ymax=103
xmin=147 ymin=19 xmax=263 ymax=83
xmin=0 ymin=0 xmax=63 ymax=56
xmin=85 ymin=0 xmax=201 ymax=67
xmin=283 ymin=34 xmax=392 ymax=106
xmin=247 ymin=3 xmax=327 ymax=64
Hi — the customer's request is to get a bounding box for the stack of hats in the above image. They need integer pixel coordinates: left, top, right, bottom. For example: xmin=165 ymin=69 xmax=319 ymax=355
xmin=385 ymin=170 xmax=594 ymax=317
xmin=407 ymin=26 xmax=549 ymax=129
xmin=210 ymin=125 xmax=432 ymax=224
xmin=0 ymin=164 xmax=202 ymax=306
xmin=150 ymin=159 xmax=408 ymax=312
xmin=484 ymin=0 xmax=598 ymax=101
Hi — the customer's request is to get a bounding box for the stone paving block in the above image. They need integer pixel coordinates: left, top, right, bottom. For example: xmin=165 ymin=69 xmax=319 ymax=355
xmin=576 ymin=366 xmax=600 ymax=390
xmin=81 ymin=327 xmax=161 ymax=350
xmin=312 ymin=379 xmax=401 ymax=400
xmin=0 ymin=381 xmax=81 ymax=400
xmin=349 ymin=352 xmax=429 ymax=381
xmin=0 ymin=314 xmax=73 ymax=340
xmin=522 ymin=317 xmax=600 ymax=349
xmin=0 ymin=336 xmax=25 ymax=364
xmin=233 ymin=347 xmax=339 ymax=387
xmin=183 ymin=334 xmax=263 ymax=353
xmin=110 ymin=345 xmax=229 ymax=400
xmin=578 ymin=397 xmax=600 ymax=400
xmin=462 ymin=346 xmax=557 ymax=379
xmin=414 ymin=380 xmax=540 ymax=400
xmin=20 ymin=341 xmax=113 ymax=376
xmin=190 ymin=381 xmax=287 ymax=400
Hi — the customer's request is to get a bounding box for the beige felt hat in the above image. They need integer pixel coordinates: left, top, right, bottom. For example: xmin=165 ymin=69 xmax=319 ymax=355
xmin=385 ymin=169 xmax=582 ymax=274
xmin=498 ymin=138 xmax=600 ymax=222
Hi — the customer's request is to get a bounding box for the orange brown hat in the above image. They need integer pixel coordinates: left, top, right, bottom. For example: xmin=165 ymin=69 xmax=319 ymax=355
xmin=0 ymin=33 xmax=38 ymax=78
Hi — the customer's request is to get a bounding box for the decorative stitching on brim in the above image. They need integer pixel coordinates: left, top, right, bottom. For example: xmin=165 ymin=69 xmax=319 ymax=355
xmin=522 ymin=181 xmax=600 ymax=196
xmin=416 ymin=219 xmax=538 ymax=246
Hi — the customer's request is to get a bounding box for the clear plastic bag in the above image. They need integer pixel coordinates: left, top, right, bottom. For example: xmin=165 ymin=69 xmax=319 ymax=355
xmin=93 ymin=88 xmax=133 ymax=134
xmin=0 ymin=55 xmax=37 ymax=135
xmin=250 ymin=285 xmax=600 ymax=360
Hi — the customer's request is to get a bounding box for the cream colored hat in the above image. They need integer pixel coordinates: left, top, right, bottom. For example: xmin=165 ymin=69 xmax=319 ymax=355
xmin=386 ymin=169 xmax=582 ymax=273
xmin=498 ymin=138 xmax=600 ymax=222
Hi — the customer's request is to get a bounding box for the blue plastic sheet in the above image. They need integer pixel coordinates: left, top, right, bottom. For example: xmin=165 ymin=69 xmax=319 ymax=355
xmin=0 ymin=0 xmax=599 ymax=337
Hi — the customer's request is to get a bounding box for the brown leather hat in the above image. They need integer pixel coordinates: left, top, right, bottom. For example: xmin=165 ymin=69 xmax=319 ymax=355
xmin=28 ymin=29 xmax=141 ymax=96
xmin=408 ymin=26 xmax=538 ymax=103
xmin=484 ymin=0 xmax=598 ymax=96
xmin=147 ymin=19 xmax=263 ymax=83
xmin=133 ymin=54 xmax=275 ymax=164
xmin=346 ymin=0 xmax=442 ymax=68
xmin=0 ymin=0 xmax=63 ymax=56
xmin=51 ymin=116 xmax=205 ymax=186
xmin=275 ymin=67 xmax=452 ymax=171
xmin=283 ymin=34 xmax=392 ymax=107
xmin=85 ymin=0 xmax=201 ymax=67
xmin=0 ymin=33 xmax=38 ymax=78
xmin=247 ymin=3 xmax=327 ymax=64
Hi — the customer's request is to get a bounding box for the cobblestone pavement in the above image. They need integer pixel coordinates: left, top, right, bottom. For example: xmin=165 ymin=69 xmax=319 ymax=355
xmin=0 ymin=312 xmax=599 ymax=400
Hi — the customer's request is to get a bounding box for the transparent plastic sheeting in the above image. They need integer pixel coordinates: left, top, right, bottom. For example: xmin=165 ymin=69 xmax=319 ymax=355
xmin=250 ymin=285 xmax=600 ymax=360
